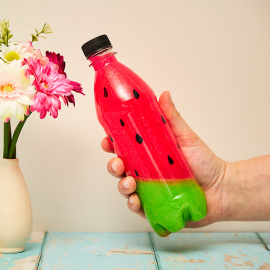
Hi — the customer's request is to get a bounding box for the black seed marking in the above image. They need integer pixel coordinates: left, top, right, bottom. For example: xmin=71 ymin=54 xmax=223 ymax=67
xmin=161 ymin=115 xmax=166 ymax=124
xmin=136 ymin=134 xmax=143 ymax=144
xmin=133 ymin=89 xmax=140 ymax=99
xmin=168 ymin=155 xmax=174 ymax=165
xmin=177 ymin=143 xmax=180 ymax=149
xmin=104 ymin=87 xmax=108 ymax=97
xmin=109 ymin=135 xmax=113 ymax=142
xmin=135 ymin=170 xmax=139 ymax=177
xmin=120 ymin=119 xmax=125 ymax=126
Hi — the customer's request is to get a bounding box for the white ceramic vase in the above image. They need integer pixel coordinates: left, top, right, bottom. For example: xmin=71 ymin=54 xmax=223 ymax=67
xmin=0 ymin=159 xmax=33 ymax=253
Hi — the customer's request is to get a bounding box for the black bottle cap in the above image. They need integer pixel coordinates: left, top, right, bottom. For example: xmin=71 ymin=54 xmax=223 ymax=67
xmin=81 ymin=35 xmax=112 ymax=59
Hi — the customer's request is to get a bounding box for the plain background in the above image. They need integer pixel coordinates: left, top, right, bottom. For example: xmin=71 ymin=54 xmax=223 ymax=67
xmin=1 ymin=0 xmax=270 ymax=232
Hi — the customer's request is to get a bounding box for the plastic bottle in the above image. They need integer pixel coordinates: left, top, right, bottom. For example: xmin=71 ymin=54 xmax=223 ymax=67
xmin=81 ymin=35 xmax=207 ymax=237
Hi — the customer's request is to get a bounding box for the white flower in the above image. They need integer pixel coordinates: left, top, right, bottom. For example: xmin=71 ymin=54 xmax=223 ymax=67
xmin=0 ymin=61 xmax=36 ymax=122
xmin=0 ymin=43 xmax=33 ymax=63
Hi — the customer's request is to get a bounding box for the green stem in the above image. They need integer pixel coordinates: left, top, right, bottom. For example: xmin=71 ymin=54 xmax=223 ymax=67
xmin=6 ymin=30 xmax=9 ymax=46
xmin=31 ymin=27 xmax=44 ymax=43
xmin=12 ymin=147 xmax=16 ymax=159
xmin=8 ymin=113 xmax=31 ymax=159
xmin=3 ymin=121 xmax=11 ymax=159
xmin=0 ymin=57 xmax=8 ymax=64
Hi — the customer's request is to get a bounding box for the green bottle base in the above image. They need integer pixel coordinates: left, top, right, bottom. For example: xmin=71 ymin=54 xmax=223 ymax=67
xmin=136 ymin=178 xmax=207 ymax=237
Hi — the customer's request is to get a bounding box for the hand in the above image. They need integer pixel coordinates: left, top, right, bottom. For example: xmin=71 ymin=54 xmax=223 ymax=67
xmin=101 ymin=91 xmax=230 ymax=227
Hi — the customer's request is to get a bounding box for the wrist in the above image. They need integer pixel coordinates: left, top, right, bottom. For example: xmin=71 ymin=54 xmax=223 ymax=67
xmin=222 ymin=156 xmax=270 ymax=221
xmin=220 ymin=161 xmax=240 ymax=221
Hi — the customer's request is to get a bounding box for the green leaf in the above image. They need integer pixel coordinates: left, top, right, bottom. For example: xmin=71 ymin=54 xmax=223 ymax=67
xmin=31 ymin=34 xmax=38 ymax=42
xmin=42 ymin=23 xmax=52 ymax=34
xmin=31 ymin=23 xmax=52 ymax=43
xmin=0 ymin=19 xmax=12 ymax=45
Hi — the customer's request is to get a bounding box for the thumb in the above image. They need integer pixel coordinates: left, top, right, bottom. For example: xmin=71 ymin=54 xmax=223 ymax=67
xmin=158 ymin=91 xmax=202 ymax=148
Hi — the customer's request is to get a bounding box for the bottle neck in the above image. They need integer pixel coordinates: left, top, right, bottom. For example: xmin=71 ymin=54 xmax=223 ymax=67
xmin=88 ymin=48 xmax=117 ymax=71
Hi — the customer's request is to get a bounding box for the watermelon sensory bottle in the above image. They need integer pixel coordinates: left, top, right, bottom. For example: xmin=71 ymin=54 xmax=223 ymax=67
xmin=81 ymin=35 xmax=207 ymax=237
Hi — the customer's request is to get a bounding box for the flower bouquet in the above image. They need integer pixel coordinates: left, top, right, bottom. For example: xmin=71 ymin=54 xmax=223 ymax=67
xmin=0 ymin=20 xmax=84 ymax=159
xmin=0 ymin=20 xmax=84 ymax=253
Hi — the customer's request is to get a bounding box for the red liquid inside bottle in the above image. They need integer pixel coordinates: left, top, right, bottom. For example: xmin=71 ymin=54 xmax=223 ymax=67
xmin=82 ymin=35 xmax=207 ymax=237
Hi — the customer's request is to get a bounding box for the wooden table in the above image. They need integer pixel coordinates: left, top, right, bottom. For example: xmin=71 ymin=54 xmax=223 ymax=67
xmin=0 ymin=232 xmax=269 ymax=269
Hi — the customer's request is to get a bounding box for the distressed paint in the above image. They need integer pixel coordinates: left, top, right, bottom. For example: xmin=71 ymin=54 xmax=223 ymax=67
xmin=106 ymin=248 xmax=154 ymax=256
xmin=39 ymin=232 xmax=157 ymax=270
xmin=8 ymin=256 xmax=40 ymax=270
xmin=259 ymin=233 xmax=270 ymax=251
xmin=0 ymin=231 xmax=45 ymax=270
xmin=1 ymin=232 xmax=269 ymax=269
xmin=258 ymin=263 xmax=270 ymax=269
xmin=152 ymin=233 xmax=270 ymax=270
xmin=113 ymin=269 xmax=140 ymax=270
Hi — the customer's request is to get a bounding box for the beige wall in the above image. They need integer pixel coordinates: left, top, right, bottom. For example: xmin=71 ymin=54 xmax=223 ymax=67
xmin=1 ymin=0 xmax=270 ymax=232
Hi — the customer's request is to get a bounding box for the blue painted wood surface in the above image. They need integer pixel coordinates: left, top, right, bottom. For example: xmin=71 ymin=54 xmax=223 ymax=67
xmin=259 ymin=233 xmax=270 ymax=251
xmin=39 ymin=232 xmax=157 ymax=270
xmin=152 ymin=233 xmax=270 ymax=269
xmin=1 ymin=232 xmax=269 ymax=269
xmin=0 ymin=231 xmax=45 ymax=270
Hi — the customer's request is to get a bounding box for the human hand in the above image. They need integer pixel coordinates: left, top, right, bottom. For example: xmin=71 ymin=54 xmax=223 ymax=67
xmin=101 ymin=91 xmax=230 ymax=227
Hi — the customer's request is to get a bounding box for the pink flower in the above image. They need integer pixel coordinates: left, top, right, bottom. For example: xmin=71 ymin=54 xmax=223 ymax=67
xmin=19 ymin=41 xmax=33 ymax=53
xmin=19 ymin=42 xmax=49 ymax=66
xmin=32 ymin=49 xmax=49 ymax=66
xmin=24 ymin=57 xmax=74 ymax=119
xmin=46 ymin=51 xmax=84 ymax=106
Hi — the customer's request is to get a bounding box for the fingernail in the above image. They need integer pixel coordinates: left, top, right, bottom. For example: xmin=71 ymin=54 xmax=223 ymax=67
xmin=111 ymin=160 xmax=117 ymax=172
xmin=123 ymin=179 xmax=130 ymax=189
xmin=129 ymin=196 xmax=134 ymax=204
xmin=168 ymin=91 xmax=173 ymax=102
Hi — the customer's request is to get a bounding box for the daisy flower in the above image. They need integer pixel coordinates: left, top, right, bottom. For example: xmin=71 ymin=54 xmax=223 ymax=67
xmin=0 ymin=43 xmax=33 ymax=63
xmin=0 ymin=60 xmax=35 ymax=122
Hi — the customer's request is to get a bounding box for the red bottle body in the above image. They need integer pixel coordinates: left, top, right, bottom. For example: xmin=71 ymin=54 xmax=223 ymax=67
xmin=90 ymin=49 xmax=207 ymax=236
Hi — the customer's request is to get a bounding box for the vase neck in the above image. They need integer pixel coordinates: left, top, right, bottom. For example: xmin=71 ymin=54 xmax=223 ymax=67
xmin=1 ymin=159 xmax=19 ymax=167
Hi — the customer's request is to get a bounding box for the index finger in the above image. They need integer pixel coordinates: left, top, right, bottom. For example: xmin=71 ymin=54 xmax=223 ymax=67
xmin=101 ymin=136 xmax=115 ymax=153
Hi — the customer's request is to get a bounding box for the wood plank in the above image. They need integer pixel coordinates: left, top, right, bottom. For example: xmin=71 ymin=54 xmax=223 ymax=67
xmin=151 ymin=232 xmax=270 ymax=269
xmin=39 ymin=232 xmax=157 ymax=270
xmin=0 ymin=231 xmax=45 ymax=270
xmin=258 ymin=233 xmax=270 ymax=251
